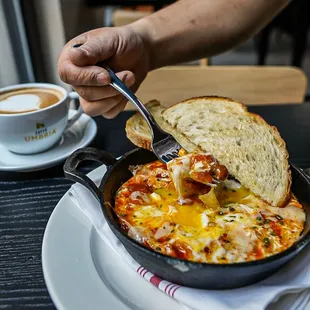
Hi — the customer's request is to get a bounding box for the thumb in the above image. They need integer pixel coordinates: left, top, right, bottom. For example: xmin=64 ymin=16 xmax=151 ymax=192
xmin=69 ymin=35 xmax=116 ymax=67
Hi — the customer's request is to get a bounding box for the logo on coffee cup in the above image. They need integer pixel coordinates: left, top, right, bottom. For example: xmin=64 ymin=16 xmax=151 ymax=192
xmin=24 ymin=124 xmax=57 ymax=142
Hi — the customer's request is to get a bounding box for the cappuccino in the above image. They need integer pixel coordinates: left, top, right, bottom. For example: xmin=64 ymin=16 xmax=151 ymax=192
xmin=0 ymin=83 xmax=82 ymax=154
xmin=0 ymin=88 xmax=63 ymax=114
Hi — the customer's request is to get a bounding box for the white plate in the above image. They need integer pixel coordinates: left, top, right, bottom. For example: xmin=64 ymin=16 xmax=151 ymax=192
xmin=42 ymin=164 xmax=310 ymax=310
xmin=42 ymin=164 xmax=184 ymax=310
xmin=0 ymin=110 xmax=97 ymax=172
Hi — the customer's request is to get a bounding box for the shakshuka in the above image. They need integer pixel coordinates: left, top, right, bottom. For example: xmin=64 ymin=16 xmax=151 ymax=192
xmin=114 ymin=152 xmax=305 ymax=263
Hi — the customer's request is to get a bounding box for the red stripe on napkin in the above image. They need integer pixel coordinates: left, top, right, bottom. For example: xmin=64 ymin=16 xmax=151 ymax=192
xmin=142 ymin=269 xmax=148 ymax=277
xmin=165 ymin=283 xmax=174 ymax=293
xmin=136 ymin=266 xmax=176 ymax=295
xmin=150 ymin=275 xmax=162 ymax=287
xmin=171 ymin=285 xmax=180 ymax=297
xmin=168 ymin=284 xmax=178 ymax=296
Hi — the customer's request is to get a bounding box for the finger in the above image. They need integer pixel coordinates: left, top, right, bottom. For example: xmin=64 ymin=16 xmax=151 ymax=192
xmin=58 ymin=61 xmax=110 ymax=86
xmin=58 ymin=34 xmax=87 ymax=71
xmin=79 ymin=94 xmax=124 ymax=117
xmin=68 ymin=32 xmax=116 ymax=67
xmin=72 ymin=72 xmax=135 ymax=101
xmin=59 ymin=60 xmax=135 ymax=88
xmin=102 ymin=98 xmax=128 ymax=119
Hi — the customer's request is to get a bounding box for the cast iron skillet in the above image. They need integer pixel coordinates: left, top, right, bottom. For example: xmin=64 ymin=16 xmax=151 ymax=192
xmin=64 ymin=147 xmax=310 ymax=290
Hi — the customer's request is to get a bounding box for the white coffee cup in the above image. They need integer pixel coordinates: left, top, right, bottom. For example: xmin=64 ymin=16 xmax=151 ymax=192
xmin=0 ymin=83 xmax=83 ymax=154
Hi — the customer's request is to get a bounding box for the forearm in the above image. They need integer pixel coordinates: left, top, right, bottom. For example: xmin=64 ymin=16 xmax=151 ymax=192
xmin=130 ymin=0 xmax=288 ymax=69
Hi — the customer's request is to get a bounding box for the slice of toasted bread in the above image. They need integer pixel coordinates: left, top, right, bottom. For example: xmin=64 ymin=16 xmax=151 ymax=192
xmin=125 ymin=100 xmax=202 ymax=152
xmin=163 ymin=96 xmax=291 ymax=207
xmin=125 ymin=97 xmax=291 ymax=207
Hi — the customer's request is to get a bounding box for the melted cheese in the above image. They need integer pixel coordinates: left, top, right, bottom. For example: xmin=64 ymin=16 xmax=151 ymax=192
xmin=114 ymin=159 xmax=305 ymax=264
xmin=266 ymin=205 xmax=305 ymax=223
xmin=166 ymin=153 xmax=226 ymax=203
xmin=167 ymin=156 xmax=191 ymax=200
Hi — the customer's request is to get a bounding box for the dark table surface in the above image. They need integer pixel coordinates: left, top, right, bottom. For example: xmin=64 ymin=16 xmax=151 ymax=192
xmin=1 ymin=104 xmax=310 ymax=309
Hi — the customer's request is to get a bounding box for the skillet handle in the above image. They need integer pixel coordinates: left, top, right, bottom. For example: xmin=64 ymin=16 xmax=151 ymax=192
xmin=64 ymin=147 xmax=117 ymax=201
xmin=292 ymin=164 xmax=310 ymax=181
xmin=300 ymin=167 xmax=310 ymax=180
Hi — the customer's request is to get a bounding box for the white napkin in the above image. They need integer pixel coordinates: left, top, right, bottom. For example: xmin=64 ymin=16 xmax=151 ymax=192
xmin=69 ymin=179 xmax=310 ymax=310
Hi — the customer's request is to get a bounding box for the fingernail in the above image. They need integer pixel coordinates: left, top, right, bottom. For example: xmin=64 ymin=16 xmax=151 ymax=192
xmin=73 ymin=43 xmax=83 ymax=48
xmin=97 ymin=72 xmax=108 ymax=84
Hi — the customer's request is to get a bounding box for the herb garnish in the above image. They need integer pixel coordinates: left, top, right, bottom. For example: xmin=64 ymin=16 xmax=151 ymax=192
xmin=263 ymin=237 xmax=270 ymax=247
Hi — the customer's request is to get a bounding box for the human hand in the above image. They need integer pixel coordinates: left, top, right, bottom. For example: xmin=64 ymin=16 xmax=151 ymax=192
xmin=58 ymin=26 xmax=151 ymax=118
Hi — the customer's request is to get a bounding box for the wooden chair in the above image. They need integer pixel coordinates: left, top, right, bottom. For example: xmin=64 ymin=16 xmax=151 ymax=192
xmin=125 ymin=66 xmax=307 ymax=110
xmin=112 ymin=8 xmax=152 ymax=27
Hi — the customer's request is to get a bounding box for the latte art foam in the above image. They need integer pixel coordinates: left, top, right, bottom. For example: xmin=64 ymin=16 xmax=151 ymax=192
xmin=0 ymin=94 xmax=41 ymax=112
xmin=0 ymin=87 xmax=62 ymax=114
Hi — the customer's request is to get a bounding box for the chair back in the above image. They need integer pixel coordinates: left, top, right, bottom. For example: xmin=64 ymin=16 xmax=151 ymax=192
xmin=125 ymin=66 xmax=307 ymax=109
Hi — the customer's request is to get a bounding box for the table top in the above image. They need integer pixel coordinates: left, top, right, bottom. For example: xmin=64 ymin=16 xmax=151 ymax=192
xmin=1 ymin=103 xmax=310 ymax=309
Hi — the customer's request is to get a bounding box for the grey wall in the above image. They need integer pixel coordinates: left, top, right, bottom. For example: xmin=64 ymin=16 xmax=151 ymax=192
xmin=60 ymin=0 xmax=105 ymax=41
xmin=0 ymin=0 xmax=19 ymax=87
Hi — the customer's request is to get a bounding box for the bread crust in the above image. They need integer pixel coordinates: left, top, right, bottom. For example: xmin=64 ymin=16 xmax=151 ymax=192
xmin=246 ymin=111 xmax=291 ymax=207
xmin=125 ymin=114 xmax=152 ymax=150
xmin=164 ymin=96 xmax=248 ymax=113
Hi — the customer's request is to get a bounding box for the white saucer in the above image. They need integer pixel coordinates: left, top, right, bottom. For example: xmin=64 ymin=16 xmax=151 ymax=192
xmin=42 ymin=164 xmax=183 ymax=310
xmin=0 ymin=110 xmax=97 ymax=172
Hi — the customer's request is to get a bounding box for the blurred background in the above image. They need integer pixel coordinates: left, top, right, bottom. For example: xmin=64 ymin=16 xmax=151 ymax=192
xmin=0 ymin=0 xmax=309 ymax=98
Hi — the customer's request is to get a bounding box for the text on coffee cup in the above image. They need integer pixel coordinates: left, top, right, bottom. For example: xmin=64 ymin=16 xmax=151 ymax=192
xmin=24 ymin=129 xmax=56 ymax=142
